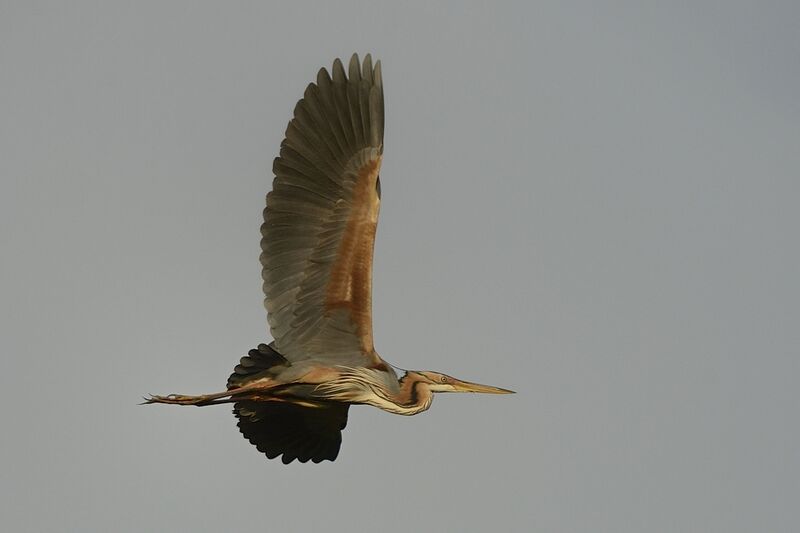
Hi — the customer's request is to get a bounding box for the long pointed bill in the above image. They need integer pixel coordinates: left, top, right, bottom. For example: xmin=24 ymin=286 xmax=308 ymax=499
xmin=452 ymin=379 xmax=515 ymax=394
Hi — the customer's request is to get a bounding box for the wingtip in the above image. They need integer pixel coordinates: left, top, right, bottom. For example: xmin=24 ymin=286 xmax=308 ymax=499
xmin=348 ymin=53 xmax=361 ymax=81
xmin=331 ymin=57 xmax=346 ymax=83
xmin=316 ymin=66 xmax=331 ymax=86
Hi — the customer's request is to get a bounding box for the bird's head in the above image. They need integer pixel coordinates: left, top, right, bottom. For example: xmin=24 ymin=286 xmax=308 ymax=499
xmin=412 ymin=371 xmax=515 ymax=394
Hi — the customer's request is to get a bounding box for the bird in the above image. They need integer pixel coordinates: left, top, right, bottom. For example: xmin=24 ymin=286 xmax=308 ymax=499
xmin=145 ymin=53 xmax=514 ymax=464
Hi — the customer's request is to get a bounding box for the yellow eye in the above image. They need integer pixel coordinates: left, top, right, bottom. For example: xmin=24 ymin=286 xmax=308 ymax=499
xmin=440 ymin=376 xmax=447 ymax=383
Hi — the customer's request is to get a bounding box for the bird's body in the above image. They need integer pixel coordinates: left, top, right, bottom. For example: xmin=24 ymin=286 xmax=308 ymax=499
xmin=228 ymin=344 xmax=438 ymax=416
xmin=146 ymin=54 xmax=513 ymax=463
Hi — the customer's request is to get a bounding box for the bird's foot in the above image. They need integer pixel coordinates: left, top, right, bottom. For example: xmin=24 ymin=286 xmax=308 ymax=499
xmin=141 ymin=387 xmax=245 ymax=406
xmin=142 ymin=393 xmax=209 ymax=406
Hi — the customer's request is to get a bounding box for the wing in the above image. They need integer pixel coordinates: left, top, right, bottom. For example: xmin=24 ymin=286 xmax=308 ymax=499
xmin=261 ymin=53 xmax=384 ymax=364
xmin=234 ymin=401 xmax=349 ymax=464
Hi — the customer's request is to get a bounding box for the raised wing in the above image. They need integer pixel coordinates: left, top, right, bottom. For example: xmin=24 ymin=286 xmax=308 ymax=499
xmin=261 ymin=54 xmax=384 ymax=363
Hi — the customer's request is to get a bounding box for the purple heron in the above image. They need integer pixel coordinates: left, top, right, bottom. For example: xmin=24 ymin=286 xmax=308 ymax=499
xmin=146 ymin=54 xmax=514 ymax=463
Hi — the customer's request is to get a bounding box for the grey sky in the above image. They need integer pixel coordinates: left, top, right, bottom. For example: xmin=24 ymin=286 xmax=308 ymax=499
xmin=1 ymin=2 xmax=798 ymax=532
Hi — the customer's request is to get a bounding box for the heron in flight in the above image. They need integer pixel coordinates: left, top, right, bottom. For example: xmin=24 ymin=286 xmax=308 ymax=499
xmin=146 ymin=54 xmax=514 ymax=463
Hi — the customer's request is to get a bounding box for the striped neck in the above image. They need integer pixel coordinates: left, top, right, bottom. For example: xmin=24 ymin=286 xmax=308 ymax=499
xmin=314 ymin=367 xmax=434 ymax=416
xmin=375 ymin=372 xmax=433 ymax=415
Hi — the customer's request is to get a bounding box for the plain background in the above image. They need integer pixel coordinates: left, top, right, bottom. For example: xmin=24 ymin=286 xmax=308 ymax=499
xmin=2 ymin=2 xmax=798 ymax=532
